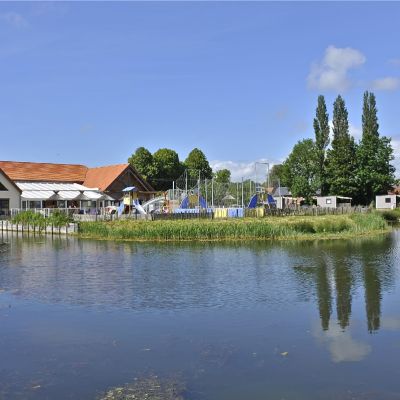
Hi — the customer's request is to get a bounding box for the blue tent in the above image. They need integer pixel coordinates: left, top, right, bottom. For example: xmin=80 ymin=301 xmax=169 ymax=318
xmin=248 ymin=194 xmax=258 ymax=209
xmin=267 ymin=194 xmax=277 ymax=206
xmin=180 ymin=196 xmax=190 ymax=209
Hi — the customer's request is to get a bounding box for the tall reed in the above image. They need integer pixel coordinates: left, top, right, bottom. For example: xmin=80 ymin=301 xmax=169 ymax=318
xmin=78 ymin=213 xmax=388 ymax=242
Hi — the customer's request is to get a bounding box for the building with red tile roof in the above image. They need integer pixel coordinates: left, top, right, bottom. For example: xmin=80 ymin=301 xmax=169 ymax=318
xmin=0 ymin=160 xmax=155 ymax=213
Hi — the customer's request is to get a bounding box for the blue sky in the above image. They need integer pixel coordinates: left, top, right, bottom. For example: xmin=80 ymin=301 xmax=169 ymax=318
xmin=1 ymin=2 xmax=400 ymax=180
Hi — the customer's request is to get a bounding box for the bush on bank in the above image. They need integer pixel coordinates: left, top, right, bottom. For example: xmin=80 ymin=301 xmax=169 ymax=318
xmin=12 ymin=210 xmax=71 ymax=229
xmin=78 ymin=213 xmax=388 ymax=242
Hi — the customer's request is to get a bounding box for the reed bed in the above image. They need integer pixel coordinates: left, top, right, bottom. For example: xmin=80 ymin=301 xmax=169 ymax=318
xmin=78 ymin=213 xmax=388 ymax=242
xmin=12 ymin=210 xmax=71 ymax=230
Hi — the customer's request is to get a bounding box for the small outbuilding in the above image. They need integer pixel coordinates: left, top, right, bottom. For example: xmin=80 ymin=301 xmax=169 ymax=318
xmin=375 ymin=194 xmax=400 ymax=209
xmin=316 ymin=196 xmax=352 ymax=209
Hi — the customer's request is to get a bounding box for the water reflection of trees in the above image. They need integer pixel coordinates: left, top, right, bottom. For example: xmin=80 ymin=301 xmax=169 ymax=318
xmin=1 ymin=233 xmax=397 ymax=333
xmin=292 ymin=235 xmax=395 ymax=333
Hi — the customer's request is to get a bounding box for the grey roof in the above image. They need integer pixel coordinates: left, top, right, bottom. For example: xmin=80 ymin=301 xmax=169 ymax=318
xmin=272 ymin=186 xmax=291 ymax=197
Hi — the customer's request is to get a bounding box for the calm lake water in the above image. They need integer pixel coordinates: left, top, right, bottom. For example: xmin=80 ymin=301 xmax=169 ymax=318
xmin=0 ymin=232 xmax=400 ymax=400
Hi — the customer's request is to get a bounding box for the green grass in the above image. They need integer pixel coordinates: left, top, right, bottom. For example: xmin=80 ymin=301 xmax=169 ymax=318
xmin=77 ymin=213 xmax=389 ymax=242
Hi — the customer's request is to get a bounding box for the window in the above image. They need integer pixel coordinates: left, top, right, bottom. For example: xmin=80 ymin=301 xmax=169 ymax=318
xmin=0 ymin=199 xmax=9 ymax=215
xmin=326 ymin=198 xmax=332 ymax=204
xmin=29 ymin=201 xmax=42 ymax=209
xmin=0 ymin=182 xmax=8 ymax=191
xmin=385 ymin=197 xmax=392 ymax=204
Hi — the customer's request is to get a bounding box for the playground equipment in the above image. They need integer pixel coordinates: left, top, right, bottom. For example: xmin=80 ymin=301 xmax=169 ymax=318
xmin=141 ymin=196 xmax=165 ymax=214
xmin=133 ymin=199 xmax=146 ymax=215
xmin=179 ymin=191 xmax=207 ymax=209
xmin=119 ymin=187 xmax=176 ymax=216
xmin=248 ymin=193 xmax=277 ymax=209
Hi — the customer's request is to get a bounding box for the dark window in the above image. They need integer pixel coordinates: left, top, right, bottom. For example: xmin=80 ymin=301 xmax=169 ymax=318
xmin=0 ymin=182 xmax=8 ymax=191
xmin=0 ymin=199 xmax=9 ymax=215
xmin=385 ymin=197 xmax=392 ymax=203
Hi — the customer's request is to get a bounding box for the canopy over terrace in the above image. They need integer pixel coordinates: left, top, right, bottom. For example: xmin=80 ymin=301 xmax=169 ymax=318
xmin=16 ymin=182 xmax=107 ymax=209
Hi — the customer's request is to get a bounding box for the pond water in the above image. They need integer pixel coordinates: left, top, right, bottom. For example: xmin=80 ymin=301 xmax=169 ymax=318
xmin=0 ymin=232 xmax=400 ymax=400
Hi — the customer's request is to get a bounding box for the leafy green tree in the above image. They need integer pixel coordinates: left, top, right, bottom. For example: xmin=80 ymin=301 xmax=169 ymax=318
xmin=184 ymin=148 xmax=213 ymax=179
xmin=268 ymin=164 xmax=287 ymax=187
xmin=282 ymin=139 xmax=319 ymax=203
xmin=153 ymin=148 xmax=183 ymax=190
xmin=313 ymin=95 xmax=330 ymax=195
xmin=356 ymin=91 xmax=395 ymax=204
xmin=214 ymin=169 xmax=231 ymax=183
xmin=326 ymin=95 xmax=358 ymax=198
xmin=128 ymin=147 xmax=155 ymax=181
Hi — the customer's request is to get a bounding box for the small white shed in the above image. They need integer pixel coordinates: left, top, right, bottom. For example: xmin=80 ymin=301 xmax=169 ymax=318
xmin=316 ymin=196 xmax=352 ymax=209
xmin=375 ymin=195 xmax=400 ymax=209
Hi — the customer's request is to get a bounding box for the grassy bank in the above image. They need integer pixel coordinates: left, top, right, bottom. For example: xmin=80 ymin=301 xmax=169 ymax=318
xmin=77 ymin=213 xmax=389 ymax=242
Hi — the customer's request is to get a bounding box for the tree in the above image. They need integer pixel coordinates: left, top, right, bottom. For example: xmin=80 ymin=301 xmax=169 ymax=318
xmin=268 ymin=164 xmax=287 ymax=187
xmin=214 ymin=169 xmax=231 ymax=183
xmin=128 ymin=147 xmax=155 ymax=181
xmin=282 ymin=139 xmax=319 ymax=203
xmin=313 ymin=95 xmax=330 ymax=195
xmin=325 ymin=95 xmax=358 ymax=198
xmin=184 ymin=148 xmax=213 ymax=179
xmin=357 ymin=91 xmax=395 ymax=204
xmin=153 ymin=148 xmax=183 ymax=190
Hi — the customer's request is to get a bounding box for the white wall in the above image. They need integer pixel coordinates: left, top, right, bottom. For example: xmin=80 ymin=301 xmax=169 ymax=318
xmin=376 ymin=195 xmax=396 ymax=209
xmin=0 ymin=171 xmax=20 ymax=210
xmin=316 ymin=196 xmax=337 ymax=208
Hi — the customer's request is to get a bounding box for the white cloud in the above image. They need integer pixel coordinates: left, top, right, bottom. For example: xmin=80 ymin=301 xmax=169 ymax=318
xmin=371 ymin=77 xmax=400 ymax=91
xmin=0 ymin=12 xmax=28 ymax=29
xmin=308 ymin=46 xmax=366 ymax=91
xmin=210 ymin=159 xmax=279 ymax=182
xmin=313 ymin=322 xmax=371 ymax=363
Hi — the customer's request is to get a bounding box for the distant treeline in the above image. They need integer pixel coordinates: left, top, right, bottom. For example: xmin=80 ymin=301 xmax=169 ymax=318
xmin=128 ymin=147 xmax=231 ymax=191
xmin=271 ymin=91 xmax=395 ymax=205
xmin=129 ymin=91 xmax=395 ymax=206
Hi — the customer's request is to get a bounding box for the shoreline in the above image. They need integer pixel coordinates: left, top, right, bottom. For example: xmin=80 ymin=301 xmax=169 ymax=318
xmin=75 ymin=214 xmax=391 ymax=243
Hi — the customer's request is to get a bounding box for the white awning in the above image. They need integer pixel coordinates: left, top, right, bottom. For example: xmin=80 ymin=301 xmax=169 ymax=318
xmin=16 ymin=182 xmax=99 ymax=191
xmin=21 ymin=191 xmax=54 ymax=200
xmin=18 ymin=182 xmax=103 ymax=201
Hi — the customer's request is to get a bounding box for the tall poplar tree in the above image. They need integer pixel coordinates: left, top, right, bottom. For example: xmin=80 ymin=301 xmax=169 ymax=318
xmin=326 ymin=95 xmax=357 ymax=198
xmin=357 ymin=91 xmax=394 ymax=204
xmin=313 ymin=95 xmax=330 ymax=195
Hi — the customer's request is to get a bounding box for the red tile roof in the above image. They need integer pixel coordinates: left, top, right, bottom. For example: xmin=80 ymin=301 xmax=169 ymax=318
xmin=0 ymin=161 xmax=154 ymax=192
xmin=83 ymin=164 xmax=129 ymax=191
xmin=0 ymin=168 xmax=22 ymax=192
xmin=0 ymin=161 xmax=87 ymax=182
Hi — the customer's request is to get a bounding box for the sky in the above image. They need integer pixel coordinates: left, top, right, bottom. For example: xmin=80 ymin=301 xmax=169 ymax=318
xmin=1 ymin=2 xmax=400 ymax=181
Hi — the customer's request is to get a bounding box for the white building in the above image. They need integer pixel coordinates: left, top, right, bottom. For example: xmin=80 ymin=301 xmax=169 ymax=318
xmin=0 ymin=160 xmax=155 ymax=216
xmin=316 ymin=196 xmax=352 ymax=209
xmin=375 ymin=194 xmax=400 ymax=209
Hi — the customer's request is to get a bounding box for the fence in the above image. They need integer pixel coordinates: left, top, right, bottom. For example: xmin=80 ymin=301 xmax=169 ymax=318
xmin=152 ymin=210 xmax=213 ymax=221
xmin=0 ymin=219 xmax=77 ymax=235
xmin=264 ymin=206 xmax=369 ymax=217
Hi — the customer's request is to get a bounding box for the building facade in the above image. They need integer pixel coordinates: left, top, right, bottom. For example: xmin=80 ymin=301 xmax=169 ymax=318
xmin=0 ymin=161 xmax=155 ymax=214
